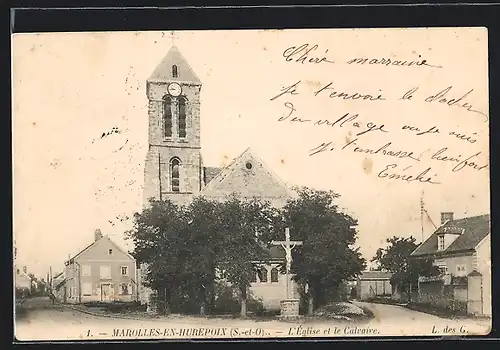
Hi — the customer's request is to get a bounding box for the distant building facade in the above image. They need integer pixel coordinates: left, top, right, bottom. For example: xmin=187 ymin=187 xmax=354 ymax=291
xmin=355 ymin=271 xmax=393 ymax=300
xmin=60 ymin=229 xmax=139 ymax=304
xmin=14 ymin=265 xmax=32 ymax=292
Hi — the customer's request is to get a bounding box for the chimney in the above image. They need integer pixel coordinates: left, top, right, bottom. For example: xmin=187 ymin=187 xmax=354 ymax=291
xmin=23 ymin=266 xmax=27 ymax=274
xmin=94 ymin=229 xmax=103 ymax=241
xmin=441 ymin=212 xmax=454 ymax=224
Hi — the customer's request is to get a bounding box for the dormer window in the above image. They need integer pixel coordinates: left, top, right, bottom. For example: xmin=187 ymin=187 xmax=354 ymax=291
xmin=438 ymin=235 xmax=445 ymax=251
xmin=108 ymin=249 xmax=113 ymax=255
xmin=172 ymin=65 xmax=178 ymax=78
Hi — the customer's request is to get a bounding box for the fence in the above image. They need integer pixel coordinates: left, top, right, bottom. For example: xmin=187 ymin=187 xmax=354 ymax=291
xmin=415 ymin=274 xmax=481 ymax=316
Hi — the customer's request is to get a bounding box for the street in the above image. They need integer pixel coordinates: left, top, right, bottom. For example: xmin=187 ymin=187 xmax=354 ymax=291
xmin=15 ymin=297 xmax=491 ymax=341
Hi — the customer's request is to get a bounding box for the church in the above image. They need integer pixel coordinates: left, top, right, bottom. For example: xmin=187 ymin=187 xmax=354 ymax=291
xmin=140 ymin=45 xmax=299 ymax=310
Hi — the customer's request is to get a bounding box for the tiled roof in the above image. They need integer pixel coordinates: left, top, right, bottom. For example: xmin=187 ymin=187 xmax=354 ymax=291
xmin=251 ymin=245 xmax=285 ymax=262
xmin=358 ymin=271 xmax=392 ymax=280
xmin=68 ymin=235 xmax=135 ymax=263
xmin=411 ymin=214 xmax=490 ymax=257
xmin=148 ymin=45 xmax=201 ymax=84
xmin=203 ymin=166 xmax=222 ymax=186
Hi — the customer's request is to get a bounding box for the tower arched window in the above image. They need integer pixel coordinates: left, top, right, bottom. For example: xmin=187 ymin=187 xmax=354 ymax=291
xmin=178 ymin=97 xmax=187 ymax=138
xmin=163 ymin=96 xmax=173 ymax=138
xmin=170 ymin=157 xmax=181 ymax=192
xmin=271 ymin=267 xmax=279 ymax=283
xmin=172 ymin=65 xmax=178 ymax=78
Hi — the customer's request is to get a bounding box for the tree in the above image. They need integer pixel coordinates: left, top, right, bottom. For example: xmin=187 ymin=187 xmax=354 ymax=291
xmin=371 ymin=236 xmax=439 ymax=302
xmin=278 ymin=187 xmax=366 ymax=315
xmin=126 ymin=195 xmax=279 ymax=317
xmin=125 ymin=198 xmax=187 ymax=314
xmin=182 ymin=196 xmax=224 ymax=315
xmin=215 ymin=195 xmax=276 ymax=317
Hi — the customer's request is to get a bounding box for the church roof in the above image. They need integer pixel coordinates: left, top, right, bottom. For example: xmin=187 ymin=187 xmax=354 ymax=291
xmin=66 ymin=235 xmax=135 ymax=264
xmin=203 ymin=166 xmax=222 ymax=186
xmin=148 ymin=45 xmax=201 ymax=84
xmin=411 ymin=214 xmax=490 ymax=258
xmin=200 ymin=147 xmax=294 ymax=201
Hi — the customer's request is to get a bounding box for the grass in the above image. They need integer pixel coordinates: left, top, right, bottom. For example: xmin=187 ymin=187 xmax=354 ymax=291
xmin=365 ymin=297 xmax=406 ymax=306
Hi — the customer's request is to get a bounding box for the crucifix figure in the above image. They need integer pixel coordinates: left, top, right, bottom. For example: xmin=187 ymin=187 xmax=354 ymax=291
xmin=271 ymin=227 xmax=303 ymax=299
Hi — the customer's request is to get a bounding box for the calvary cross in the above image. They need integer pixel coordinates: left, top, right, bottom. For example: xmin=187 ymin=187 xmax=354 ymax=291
xmin=271 ymin=227 xmax=303 ymax=299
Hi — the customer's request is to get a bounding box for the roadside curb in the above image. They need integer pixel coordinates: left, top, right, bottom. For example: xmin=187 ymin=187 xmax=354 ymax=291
xmin=62 ymin=305 xmax=245 ymax=326
xmin=63 ymin=304 xmax=148 ymax=321
xmin=62 ymin=304 xmax=304 ymax=327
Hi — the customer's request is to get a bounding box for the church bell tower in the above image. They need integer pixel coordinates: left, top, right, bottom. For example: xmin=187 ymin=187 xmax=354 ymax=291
xmin=143 ymin=45 xmax=203 ymax=206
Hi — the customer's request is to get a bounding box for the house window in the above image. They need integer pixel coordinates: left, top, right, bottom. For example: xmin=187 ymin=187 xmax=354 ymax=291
xmin=121 ymin=266 xmax=128 ymax=276
xmin=81 ymin=265 xmax=91 ymax=277
xmin=257 ymin=267 xmax=268 ymax=283
xmin=172 ymin=65 xmax=178 ymax=78
xmin=16 ymin=269 xmax=20 ymax=275
xmin=456 ymin=264 xmax=467 ymax=276
xmin=271 ymin=267 xmax=279 ymax=283
xmin=178 ymin=97 xmax=187 ymax=138
xmin=100 ymin=265 xmax=111 ymax=279
xmin=438 ymin=265 xmax=448 ymax=275
xmin=108 ymin=249 xmax=113 ymax=255
xmin=163 ymin=96 xmax=173 ymax=138
xmin=438 ymin=235 xmax=445 ymax=251
xmin=170 ymin=157 xmax=181 ymax=192
xmin=82 ymin=282 xmax=92 ymax=296
xmin=120 ymin=283 xmax=131 ymax=295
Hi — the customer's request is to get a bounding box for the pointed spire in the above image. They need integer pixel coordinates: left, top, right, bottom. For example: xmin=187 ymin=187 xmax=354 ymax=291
xmin=148 ymin=44 xmax=201 ymax=84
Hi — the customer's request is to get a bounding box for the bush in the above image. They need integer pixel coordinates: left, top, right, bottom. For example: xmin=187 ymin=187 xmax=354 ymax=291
xmin=407 ymin=301 xmax=467 ymax=317
xmin=246 ymin=297 xmax=266 ymax=316
xmin=212 ymin=283 xmax=266 ymax=316
xmin=213 ymin=284 xmax=240 ymax=314
xmin=82 ymin=301 xmax=146 ymax=313
xmin=104 ymin=301 xmax=146 ymax=313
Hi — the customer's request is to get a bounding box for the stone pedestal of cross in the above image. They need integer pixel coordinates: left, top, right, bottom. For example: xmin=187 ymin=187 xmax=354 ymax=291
xmin=271 ymin=228 xmax=303 ymax=318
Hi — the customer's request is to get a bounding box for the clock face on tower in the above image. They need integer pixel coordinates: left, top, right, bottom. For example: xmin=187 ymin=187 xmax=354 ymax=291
xmin=167 ymin=82 xmax=182 ymax=97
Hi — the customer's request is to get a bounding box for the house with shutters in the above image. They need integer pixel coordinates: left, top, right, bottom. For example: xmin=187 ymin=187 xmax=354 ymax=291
xmin=410 ymin=212 xmax=491 ymax=316
xmin=60 ymin=229 xmax=139 ymax=304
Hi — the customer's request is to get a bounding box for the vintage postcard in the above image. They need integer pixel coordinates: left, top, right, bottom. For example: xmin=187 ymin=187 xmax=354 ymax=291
xmin=12 ymin=28 xmax=491 ymax=341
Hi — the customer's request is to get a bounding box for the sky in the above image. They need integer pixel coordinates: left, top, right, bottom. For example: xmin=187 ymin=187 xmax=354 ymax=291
xmin=12 ymin=28 xmax=490 ymax=278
